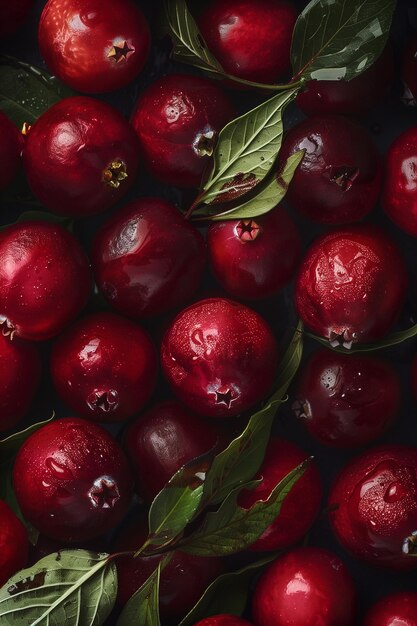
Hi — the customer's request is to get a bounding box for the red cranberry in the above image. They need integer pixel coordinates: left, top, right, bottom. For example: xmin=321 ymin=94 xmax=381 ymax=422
xmin=198 ymin=0 xmax=297 ymax=85
xmin=51 ymin=313 xmax=157 ymax=423
xmin=131 ymin=74 xmax=235 ymax=188
xmin=161 ymin=298 xmax=278 ymax=418
xmin=328 ymin=445 xmax=417 ymax=569
xmin=207 ymin=206 xmax=301 ymax=300
xmin=402 ymin=35 xmax=417 ymax=106
xmin=0 ymin=0 xmax=34 ymax=38
xmin=39 ymin=0 xmax=150 ymax=93
xmin=295 ymin=226 xmax=408 ymax=347
xmin=0 ymin=112 xmax=22 ymax=190
xmin=252 ymin=547 xmax=356 ymax=626
xmin=279 ymin=116 xmax=382 ymax=224
xmin=194 ymin=617 xmax=253 ymax=626
xmin=238 ymin=438 xmax=322 ymax=551
xmin=13 ymin=417 xmax=132 ymax=543
xmin=23 ymin=96 xmax=140 ymax=216
xmin=92 ymin=197 xmax=206 ymax=318
xmin=0 ymin=500 xmax=28 ymax=586
xmin=364 ymin=592 xmax=417 ymax=626
xmin=124 ymin=400 xmax=219 ymax=501
xmin=0 ymin=221 xmax=92 ymax=341
xmin=292 ymin=349 xmax=401 ymax=448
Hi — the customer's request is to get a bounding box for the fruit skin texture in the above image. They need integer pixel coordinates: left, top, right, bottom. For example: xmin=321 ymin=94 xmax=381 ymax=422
xmin=0 ymin=112 xmax=22 ymax=190
xmin=0 ymin=500 xmax=29 ymax=586
xmin=328 ymin=445 xmax=417 ymax=569
xmin=24 ymin=96 xmax=140 ymax=216
xmin=13 ymin=418 xmax=133 ymax=543
xmin=279 ymin=115 xmax=382 ymax=224
xmin=0 ymin=221 xmax=92 ymax=341
xmin=51 ymin=313 xmax=158 ymax=423
xmin=161 ymin=298 xmax=278 ymax=418
xmin=198 ymin=0 xmax=297 ymax=85
xmin=295 ymin=226 xmax=408 ymax=347
xmin=402 ymin=35 xmax=417 ymax=106
xmin=131 ymin=74 xmax=235 ymax=188
xmin=0 ymin=0 xmax=34 ymax=38
xmin=39 ymin=0 xmax=150 ymax=93
xmin=293 ymin=349 xmax=401 ymax=448
xmin=124 ymin=400 xmax=219 ymax=501
xmin=92 ymin=197 xmax=206 ymax=318
xmin=238 ymin=438 xmax=322 ymax=551
xmin=194 ymin=617 xmax=253 ymax=626
xmin=363 ymin=592 xmax=417 ymax=626
xmin=252 ymin=547 xmax=356 ymax=626
xmin=207 ymin=206 xmax=301 ymax=300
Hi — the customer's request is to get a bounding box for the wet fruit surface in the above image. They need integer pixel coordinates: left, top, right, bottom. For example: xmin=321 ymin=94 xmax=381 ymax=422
xmin=0 ymin=499 xmax=28 ymax=587
xmin=194 ymin=617 xmax=253 ymax=626
xmin=363 ymin=592 xmax=417 ymax=626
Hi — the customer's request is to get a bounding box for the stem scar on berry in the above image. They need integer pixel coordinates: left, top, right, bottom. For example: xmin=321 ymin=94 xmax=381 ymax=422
xmin=108 ymin=40 xmax=135 ymax=63
xmin=102 ymin=159 xmax=128 ymax=189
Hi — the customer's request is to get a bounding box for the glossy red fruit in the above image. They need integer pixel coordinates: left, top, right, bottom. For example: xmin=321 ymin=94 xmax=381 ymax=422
xmin=0 ymin=500 xmax=28 ymax=586
xmin=238 ymin=438 xmax=322 ymax=551
xmin=39 ymin=0 xmax=150 ymax=93
xmin=131 ymin=74 xmax=235 ymax=188
xmin=0 ymin=112 xmax=22 ymax=190
xmin=402 ymin=35 xmax=417 ymax=106
xmin=328 ymin=445 xmax=417 ymax=569
xmin=124 ymin=400 xmax=219 ymax=500
xmin=51 ymin=313 xmax=157 ymax=423
xmin=161 ymin=298 xmax=278 ymax=418
xmin=0 ymin=221 xmax=92 ymax=341
xmin=252 ymin=547 xmax=356 ymax=626
xmin=0 ymin=0 xmax=34 ymax=38
xmin=194 ymin=617 xmax=253 ymax=626
xmin=364 ymin=592 xmax=417 ymax=626
xmin=207 ymin=206 xmax=301 ymax=300
xmin=198 ymin=0 xmax=297 ymax=85
xmin=293 ymin=349 xmax=401 ymax=448
xmin=13 ymin=418 xmax=132 ymax=542
xmin=24 ymin=96 xmax=140 ymax=216
xmin=279 ymin=116 xmax=382 ymax=224
xmin=92 ymin=197 xmax=206 ymax=318
xmin=295 ymin=226 xmax=408 ymax=347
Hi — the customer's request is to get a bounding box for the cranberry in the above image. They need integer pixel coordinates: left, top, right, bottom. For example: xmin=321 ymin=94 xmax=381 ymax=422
xmin=0 ymin=0 xmax=34 ymax=38
xmin=23 ymin=96 xmax=140 ymax=217
xmin=364 ymin=592 xmax=417 ymax=626
xmin=0 ymin=500 xmax=28 ymax=586
xmin=0 ymin=112 xmax=22 ymax=190
xmin=292 ymin=349 xmax=401 ymax=448
xmin=194 ymin=617 xmax=253 ymax=626
xmin=0 ymin=221 xmax=91 ymax=341
xmin=51 ymin=312 xmax=157 ymax=423
xmin=131 ymin=74 xmax=235 ymax=188
xmin=39 ymin=0 xmax=150 ymax=93
xmin=13 ymin=417 xmax=132 ymax=542
xmin=279 ymin=116 xmax=382 ymax=224
xmin=198 ymin=0 xmax=297 ymax=85
xmin=251 ymin=547 xmax=356 ymax=626
xmin=238 ymin=438 xmax=322 ymax=551
xmin=207 ymin=206 xmax=301 ymax=300
xmin=92 ymin=197 xmax=206 ymax=318
xmin=328 ymin=445 xmax=417 ymax=569
xmin=161 ymin=298 xmax=278 ymax=418
xmin=124 ymin=400 xmax=220 ymax=501
xmin=402 ymin=35 xmax=417 ymax=106
xmin=295 ymin=226 xmax=408 ymax=347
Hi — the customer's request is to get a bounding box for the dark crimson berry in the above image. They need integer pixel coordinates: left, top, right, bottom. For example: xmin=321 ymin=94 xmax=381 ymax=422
xmin=364 ymin=592 xmax=417 ymax=626
xmin=207 ymin=206 xmax=301 ymax=300
xmin=161 ymin=298 xmax=278 ymax=418
xmin=402 ymin=35 xmax=417 ymax=106
xmin=39 ymin=0 xmax=150 ymax=93
xmin=131 ymin=74 xmax=235 ymax=188
xmin=51 ymin=312 xmax=157 ymax=423
xmin=328 ymin=445 xmax=417 ymax=569
xmin=0 ymin=221 xmax=92 ymax=341
xmin=0 ymin=499 xmax=28 ymax=586
xmin=238 ymin=438 xmax=322 ymax=551
xmin=0 ymin=0 xmax=34 ymax=38
xmin=194 ymin=617 xmax=253 ymax=626
xmin=124 ymin=400 xmax=219 ymax=501
xmin=252 ymin=547 xmax=356 ymax=626
xmin=13 ymin=418 xmax=132 ymax=542
xmin=198 ymin=0 xmax=297 ymax=85
xmin=279 ymin=116 xmax=382 ymax=224
xmin=24 ymin=96 xmax=140 ymax=216
xmin=295 ymin=226 xmax=408 ymax=347
xmin=0 ymin=112 xmax=22 ymax=190
xmin=92 ymin=197 xmax=205 ymax=318
xmin=293 ymin=349 xmax=401 ymax=448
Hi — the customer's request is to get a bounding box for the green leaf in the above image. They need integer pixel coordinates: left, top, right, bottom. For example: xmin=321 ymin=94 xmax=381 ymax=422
xmin=306 ymin=322 xmax=417 ymax=354
xmin=291 ymin=0 xmax=396 ymax=81
xmin=0 ymin=550 xmax=117 ymax=625
xmin=0 ymin=415 xmax=54 ymax=463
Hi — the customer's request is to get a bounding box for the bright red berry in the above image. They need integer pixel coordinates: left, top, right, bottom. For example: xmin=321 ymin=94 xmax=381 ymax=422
xmin=13 ymin=418 xmax=133 ymax=543
xmin=0 ymin=0 xmax=34 ymax=38
xmin=0 ymin=112 xmax=22 ymax=190
xmin=364 ymin=592 xmax=417 ymax=626
xmin=38 ymin=0 xmax=150 ymax=93
xmin=0 ymin=500 xmax=28 ymax=586
xmin=295 ymin=226 xmax=408 ymax=347
xmin=402 ymin=35 xmax=417 ymax=106
xmin=24 ymin=96 xmax=140 ymax=216
xmin=194 ymin=617 xmax=253 ymax=626
xmin=161 ymin=298 xmax=278 ymax=418
xmin=131 ymin=74 xmax=235 ymax=188
xmin=51 ymin=312 xmax=158 ymax=423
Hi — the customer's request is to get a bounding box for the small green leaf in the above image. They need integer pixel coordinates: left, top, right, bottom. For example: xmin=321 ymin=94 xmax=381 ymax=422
xmin=306 ymin=322 xmax=417 ymax=353
xmin=0 ymin=415 xmax=54 ymax=463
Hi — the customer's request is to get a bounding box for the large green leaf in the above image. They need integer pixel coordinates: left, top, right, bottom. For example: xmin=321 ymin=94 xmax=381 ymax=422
xmin=117 ymin=558 xmax=170 ymax=626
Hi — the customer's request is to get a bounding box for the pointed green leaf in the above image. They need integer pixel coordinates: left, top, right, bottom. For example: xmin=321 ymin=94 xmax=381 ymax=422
xmin=0 ymin=415 xmax=54 ymax=463
xmin=306 ymin=321 xmax=417 ymax=353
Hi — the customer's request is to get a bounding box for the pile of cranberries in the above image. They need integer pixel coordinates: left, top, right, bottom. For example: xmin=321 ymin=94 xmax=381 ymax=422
xmin=2 ymin=0 xmax=417 ymax=624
